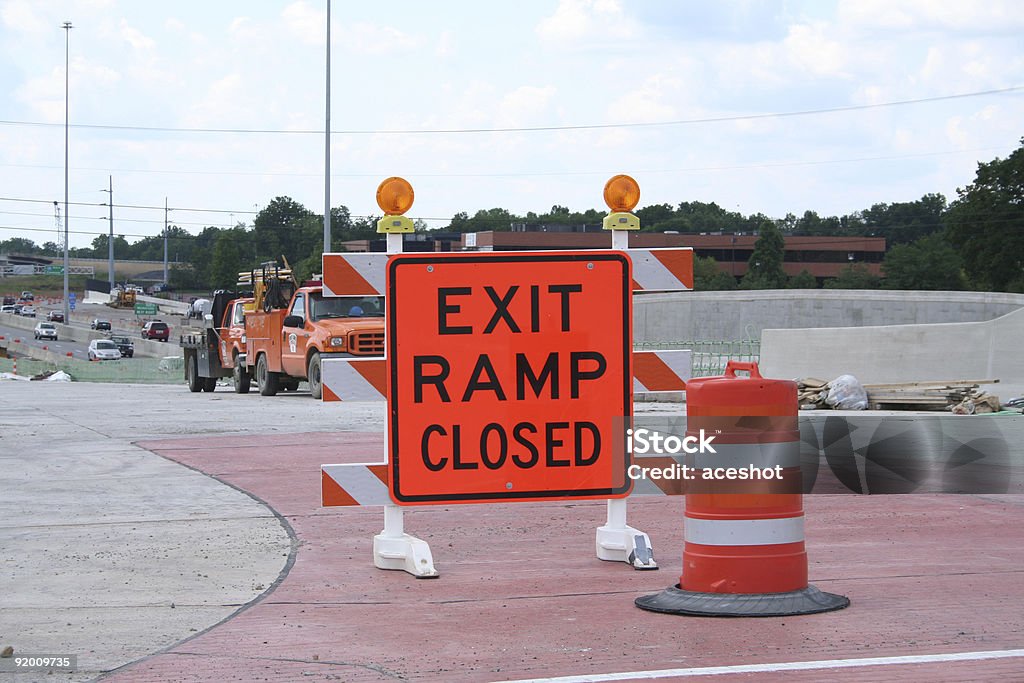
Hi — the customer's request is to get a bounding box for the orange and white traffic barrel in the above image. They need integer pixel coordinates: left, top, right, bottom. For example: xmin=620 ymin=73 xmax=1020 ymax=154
xmin=636 ymin=361 xmax=849 ymax=616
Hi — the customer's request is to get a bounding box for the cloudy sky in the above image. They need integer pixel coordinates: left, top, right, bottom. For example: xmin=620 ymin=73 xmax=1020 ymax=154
xmin=1 ymin=0 xmax=1022 ymax=249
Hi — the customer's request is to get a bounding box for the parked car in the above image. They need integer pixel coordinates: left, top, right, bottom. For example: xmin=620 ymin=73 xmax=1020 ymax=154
xmin=46 ymin=311 xmax=65 ymax=323
xmin=109 ymin=335 xmax=135 ymax=358
xmin=34 ymin=321 xmax=58 ymax=341
xmin=90 ymin=319 xmax=112 ymax=331
xmin=87 ymin=338 xmax=122 ymax=361
xmin=141 ymin=320 xmax=170 ymax=342
xmin=19 ymin=305 xmax=36 ymax=318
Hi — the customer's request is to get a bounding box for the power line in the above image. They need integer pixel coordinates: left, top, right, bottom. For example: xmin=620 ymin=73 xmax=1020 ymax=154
xmin=0 ymin=196 xmax=258 ymax=215
xmin=0 ymin=86 xmax=1020 ymax=136
xmin=0 ymin=145 xmax=1008 ymax=180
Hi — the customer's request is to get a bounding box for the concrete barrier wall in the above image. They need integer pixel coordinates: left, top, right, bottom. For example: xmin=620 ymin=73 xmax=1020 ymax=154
xmin=759 ymin=308 xmax=1024 ymax=390
xmin=634 ymin=290 xmax=1024 ymax=342
xmin=0 ymin=312 xmax=180 ymax=358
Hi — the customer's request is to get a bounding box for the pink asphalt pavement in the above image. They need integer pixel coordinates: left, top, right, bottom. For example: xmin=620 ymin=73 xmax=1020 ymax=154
xmin=101 ymin=431 xmax=1024 ymax=682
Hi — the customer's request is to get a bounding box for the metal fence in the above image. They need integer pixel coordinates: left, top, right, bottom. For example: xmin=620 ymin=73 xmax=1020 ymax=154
xmin=0 ymin=355 xmax=184 ymax=384
xmin=634 ymin=340 xmax=760 ymax=378
xmin=3 ymin=343 xmax=757 ymax=385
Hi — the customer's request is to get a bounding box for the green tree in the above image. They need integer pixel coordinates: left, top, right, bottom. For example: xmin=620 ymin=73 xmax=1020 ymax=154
xmin=693 ymin=256 xmax=737 ymax=290
xmin=0 ymin=237 xmax=41 ymax=254
xmin=882 ymin=233 xmax=967 ymax=290
xmin=636 ymin=203 xmax=675 ymax=228
xmin=208 ymin=232 xmax=243 ymax=290
xmin=862 ymin=193 xmax=947 ymax=245
xmin=253 ymin=197 xmax=317 ymax=264
xmin=740 ymin=222 xmax=787 ymax=289
xmin=824 ymin=264 xmax=881 ymax=289
xmin=789 ymin=269 xmax=818 ymax=288
xmin=946 ymin=140 xmax=1024 ymax=291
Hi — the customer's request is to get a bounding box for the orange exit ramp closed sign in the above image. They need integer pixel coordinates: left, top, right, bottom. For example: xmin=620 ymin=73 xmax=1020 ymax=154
xmin=387 ymin=251 xmax=633 ymax=504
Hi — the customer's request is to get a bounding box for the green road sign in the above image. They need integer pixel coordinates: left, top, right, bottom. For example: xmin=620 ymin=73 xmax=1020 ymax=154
xmin=44 ymin=265 xmax=64 ymax=274
xmin=134 ymin=302 xmax=158 ymax=315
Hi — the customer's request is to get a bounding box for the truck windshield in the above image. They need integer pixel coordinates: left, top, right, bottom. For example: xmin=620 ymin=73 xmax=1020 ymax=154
xmin=310 ymin=294 xmax=384 ymax=320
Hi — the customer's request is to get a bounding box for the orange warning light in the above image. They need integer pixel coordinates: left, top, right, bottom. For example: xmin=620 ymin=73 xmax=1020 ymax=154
xmin=603 ymin=174 xmax=640 ymax=213
xmin=376 ymin=177 xmax=415 ymax=215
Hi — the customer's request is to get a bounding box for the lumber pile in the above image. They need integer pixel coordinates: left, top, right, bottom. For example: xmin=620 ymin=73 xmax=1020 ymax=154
xmin=798 ymin=378 xmax=1002 ymax=412
xmin=797 ymin=378 xmax=831 ymax=408
xmin=864 ymin=379 xmax=999 ymax=412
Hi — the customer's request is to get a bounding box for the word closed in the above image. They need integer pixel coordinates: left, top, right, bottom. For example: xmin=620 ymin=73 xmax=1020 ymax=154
xmin=387 ymin=252 xmax=633 ymax=504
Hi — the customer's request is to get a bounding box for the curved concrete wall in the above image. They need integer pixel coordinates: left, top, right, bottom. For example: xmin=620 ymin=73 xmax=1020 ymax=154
xmin=759 ymin=307 xmax=1024 ymax=395
xmin=634 ymin=290 xmax=1024 ymax=342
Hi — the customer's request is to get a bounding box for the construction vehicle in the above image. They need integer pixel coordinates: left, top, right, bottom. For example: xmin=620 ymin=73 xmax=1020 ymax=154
xmin=111 ymin=288 xmax=137 ymax=308
xmin=242 ymin=261 xmax=385 ymax=398
xmin=179 ymin=259 xmax=385 ymax=398
xmin=179 ymin=291 xmax=254 ymax=393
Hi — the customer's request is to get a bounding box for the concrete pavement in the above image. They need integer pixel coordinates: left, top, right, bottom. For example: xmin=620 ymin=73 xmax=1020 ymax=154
xmin=0 ymin=381 xmax=383 ymax=681
xmin=2 ymin=380 xmax=1023 ymax=681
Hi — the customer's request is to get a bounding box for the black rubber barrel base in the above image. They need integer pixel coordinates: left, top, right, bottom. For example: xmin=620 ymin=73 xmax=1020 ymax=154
xmin=635 ymin=584 xmax=850 ymax=617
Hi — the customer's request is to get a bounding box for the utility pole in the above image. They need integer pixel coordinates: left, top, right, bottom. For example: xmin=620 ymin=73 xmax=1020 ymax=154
xmin=323 ymin=0 xmax=332 ymax=253
xmin=102 ymin=175 xmax=114 ymax=289
xmin=62 ymin=21 xmax=73 ymax=325
xmin=163 ymin=197 xmax=169 ymax=285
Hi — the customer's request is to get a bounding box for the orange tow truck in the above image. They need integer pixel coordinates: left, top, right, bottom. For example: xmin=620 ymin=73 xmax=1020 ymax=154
xmin=179 ymin=291 xmax=254 ymax=393
xmin=244 ymin=283 xmax=384 ymax=398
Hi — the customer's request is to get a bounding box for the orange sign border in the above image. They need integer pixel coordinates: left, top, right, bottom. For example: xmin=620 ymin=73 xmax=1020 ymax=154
xmin=387 ymin=251 xmax=633 ymax=504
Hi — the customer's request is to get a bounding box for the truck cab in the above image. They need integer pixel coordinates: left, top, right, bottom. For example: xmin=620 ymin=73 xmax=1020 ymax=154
xmin=246 ymin=285 xmax=385 ymax=399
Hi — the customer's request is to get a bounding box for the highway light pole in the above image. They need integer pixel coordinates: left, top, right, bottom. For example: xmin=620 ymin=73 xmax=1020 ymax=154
xmin=62 ymin=20 xmax=73 ymax=324
xmin=323 ymin=0 xmax=331 ymax=253
xmin=101 ymin=176 xmax=113 ymax=289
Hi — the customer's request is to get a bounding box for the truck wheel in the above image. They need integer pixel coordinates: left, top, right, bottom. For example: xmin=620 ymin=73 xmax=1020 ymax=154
xmin=202 ymin=376 xmax=217 ymax=392
xmin=233 ymin=357 xmax=251 ymax=394
xmin=256 ymin=354 xmax=279 ymax=397
xmin=307 ymin=351 xmax=323 ymax=400
xmin=186 ymin=355 xmax=202 ymax=393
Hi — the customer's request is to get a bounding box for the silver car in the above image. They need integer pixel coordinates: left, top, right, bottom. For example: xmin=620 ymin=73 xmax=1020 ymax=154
xmin=34 ymin=322 xmax=58 ymax=341
xmin=88 ymin=339 xmax=122 ymax=361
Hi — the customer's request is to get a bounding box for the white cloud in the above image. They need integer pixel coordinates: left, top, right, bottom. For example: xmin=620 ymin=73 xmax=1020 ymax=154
xmin=344 ymin=22 xmax=419 ymax=55
xmin=605 ymin=73 xmax=680 ymax=124
xmin=535 ymin=0 xmax=636 ymax=45
xmin=119 ymin=18 xmax=155 ymax=50
xmin=838 ymin=0 xmax=1024 ymax=33
xmin=783 ymin=22 xmax=847 ymax=78
xmin=436 ymin=30 xmax=454 ymax=58
xmin=282 ymin=1 xmax=325 ymax=45
xmin=1 ymin=0 xmax=47 ymax=34
xmin=495 ymin=85 xmax=557 ymax=128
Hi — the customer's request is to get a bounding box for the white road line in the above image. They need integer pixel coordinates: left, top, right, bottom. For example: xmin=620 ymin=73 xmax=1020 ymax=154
xmin=497 ymin=649 xmax=1024 ymax=683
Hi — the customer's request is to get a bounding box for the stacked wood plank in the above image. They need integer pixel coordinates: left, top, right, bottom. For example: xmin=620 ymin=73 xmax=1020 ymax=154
xmin=797 ymin=377 xmax=1001 ymax=412
xmin=863 ymin=379 xmax=999 ymax=412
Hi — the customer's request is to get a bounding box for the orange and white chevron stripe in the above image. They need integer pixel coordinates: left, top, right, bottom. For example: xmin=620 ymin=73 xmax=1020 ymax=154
xmin=322 ymin=248 xmax=693 ymax=297
xmin=320 ymin=349 xmax=691 ymax=402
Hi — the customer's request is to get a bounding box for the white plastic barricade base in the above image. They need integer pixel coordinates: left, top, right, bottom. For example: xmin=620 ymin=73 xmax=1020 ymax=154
xmin=596 ymin=498 xmax=658 ymax=570
xmin=373 ymin=504 xmax=438 ymax=579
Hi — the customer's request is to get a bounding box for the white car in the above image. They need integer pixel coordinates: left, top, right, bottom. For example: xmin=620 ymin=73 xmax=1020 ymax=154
xmin=88 ymin=339 xmax=122 ymax=361
xmin=34 ymin=322 xmax=58 ymax=341
xmin=19 ymin=305 xmax=36 ymax=317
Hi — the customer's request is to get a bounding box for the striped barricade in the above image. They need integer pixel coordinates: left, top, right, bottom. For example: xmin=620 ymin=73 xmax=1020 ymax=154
xmin=321 ymin=349 xmax=692 ymax=402
xmin=323 ymin=248 xmax=693 ymax=296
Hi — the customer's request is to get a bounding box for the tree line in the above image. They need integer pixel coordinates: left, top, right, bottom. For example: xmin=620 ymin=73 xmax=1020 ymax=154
xmin=2 ymin=139 xmax=1022 ymax=292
